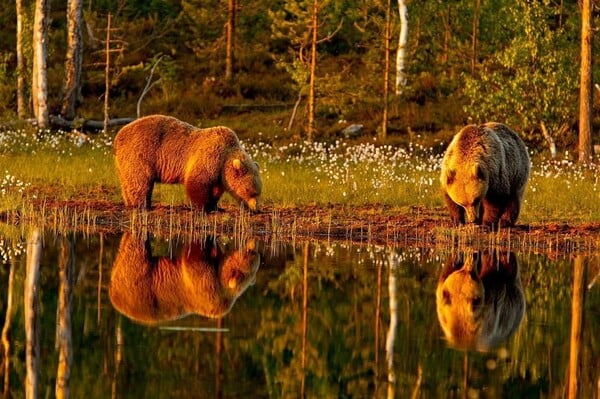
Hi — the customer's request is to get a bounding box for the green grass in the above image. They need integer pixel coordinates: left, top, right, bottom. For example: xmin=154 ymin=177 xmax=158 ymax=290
xmin=0 ymin=126 xmax=598 ymax=224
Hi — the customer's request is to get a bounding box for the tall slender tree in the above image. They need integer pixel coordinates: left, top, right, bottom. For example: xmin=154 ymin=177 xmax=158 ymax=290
xmin=16 ymin=0 xmax=27 ymax=118
xmin=61 ymin=0 xmax=83 ymax=119
xmin=307 ymin=0 xmax=318 ymax=141
xmin=578 ymin=0 xmax=593 ymax=164
xmin=471 ymin=0 xmax=481 ymax=75
xmin=381 ymin=0 xmax=392 ymax=140
xmin=225 ymin=0 xmax=236 ymax=81
xmin=395 ymin=0 xmax=408 ymax=95
xmin=32 ymin=0 xmax=50 ymax=128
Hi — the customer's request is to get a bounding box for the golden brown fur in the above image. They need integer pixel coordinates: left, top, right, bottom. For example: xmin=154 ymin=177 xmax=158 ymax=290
xmin=440 ymin=122 xmax=530 ymax=229
xmin=109 ymin=232 xmax=260 ymax=324
xmin=435 ymin=250 xmax=525 ymax=351
xmin=114 ymin=115 xmax=262 ymax=211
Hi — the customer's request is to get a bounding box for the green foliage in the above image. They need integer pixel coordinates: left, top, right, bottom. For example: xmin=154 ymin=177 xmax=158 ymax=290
xmin=462 ymin=1 xmax=579 ymax=143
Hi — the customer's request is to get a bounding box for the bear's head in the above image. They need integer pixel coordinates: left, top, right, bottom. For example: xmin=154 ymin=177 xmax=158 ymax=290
xmin=218 ymin=238 xmax=260 ymax=292
xmin=223 ymin=151 xmax=262 ymax=212
xmin=441 ymin=126 xmax=489 ymax=223
xmin=436 ymin=252 xmax=485 ymax=348
xmin=436 ymin=251 xmax=525 ymax=351
xmin=181 ymin=237 xmax=260 ymax=318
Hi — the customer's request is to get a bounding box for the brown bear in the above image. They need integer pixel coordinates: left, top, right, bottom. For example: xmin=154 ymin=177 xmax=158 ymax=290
xmin=114 ymin=115 xmax=262 ymax=211
xmin=108 ymin=232 xmax=260 ymax=324
xmin=435 ymin=250 xmax=525 ymax=351
xmin=440 ymin=122 xmax=530 ymax=228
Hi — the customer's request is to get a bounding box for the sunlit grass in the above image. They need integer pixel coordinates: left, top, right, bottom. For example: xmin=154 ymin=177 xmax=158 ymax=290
xmin=0 ymin=126 xmax=599 ymax=224
xmin=247 ymin=139 xmax=443 ymax=207
xmin=522 ymin=158 xmax=600 ymax=223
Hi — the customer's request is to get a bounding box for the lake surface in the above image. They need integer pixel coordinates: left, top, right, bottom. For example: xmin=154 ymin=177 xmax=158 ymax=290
xmin=0 ymin=228 xmax=598 ymax=398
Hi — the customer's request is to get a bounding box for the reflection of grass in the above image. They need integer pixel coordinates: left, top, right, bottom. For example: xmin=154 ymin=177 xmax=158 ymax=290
xmin=0 ymin=127 xmax=599 ymax=224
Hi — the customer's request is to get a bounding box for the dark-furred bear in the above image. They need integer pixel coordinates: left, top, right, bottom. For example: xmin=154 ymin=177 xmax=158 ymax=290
xmin=114 ymin=115 xmax=262 ymax=211
xmin=435 ymin=250 xmax=525 ymax=351
xmin=440 ymin=122 xmax=530 ymax=228
xmin=109 ymin=232 xmax=260 ymax=324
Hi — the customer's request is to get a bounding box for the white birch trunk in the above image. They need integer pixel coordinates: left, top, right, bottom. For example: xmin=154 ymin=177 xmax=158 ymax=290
xmin=395 ymin=0 xmax=408 ymax=95
xmin=61 ymin=0 xmax=83 ymax=119
xmin=32 ymin=0 xmax=50 ymax=129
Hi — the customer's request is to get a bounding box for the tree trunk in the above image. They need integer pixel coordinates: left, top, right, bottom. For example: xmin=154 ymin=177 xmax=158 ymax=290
xmin=32 ymin=0 xmax=51 ymax=129
xmin=471 ymin=0 xmax=480 ymax=75
xmin=61 ymin=0 xmax=83 ymax=119
xmin=16 ymin=0 xmax=27 ymax=118
xmin=540 ymin=121 xmax=557 ymax=159
xmin=395 ymin=0 xmax=408 ymax=95
xmin=441 ymin=6 xmax=451 ymax=66
xmin=307 ymin=0 xmax=318 ymax=141
xmin=578 ymin=0 xmax=593 ymax=164
xmin=104 ymin=13 xmax=112 ymax=134
xmin=381 ymin=0 xmax=392 ymax=140
xmin=225 ymin=0 xmax=236 ymax=81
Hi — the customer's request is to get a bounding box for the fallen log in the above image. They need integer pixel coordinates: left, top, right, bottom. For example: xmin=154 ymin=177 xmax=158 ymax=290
xmin=49 ymin=115 xmax=135 ymax=131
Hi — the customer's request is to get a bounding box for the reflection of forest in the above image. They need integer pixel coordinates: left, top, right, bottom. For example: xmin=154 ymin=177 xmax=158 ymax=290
xmin=0 ymin=230 xmax=598 ymax=397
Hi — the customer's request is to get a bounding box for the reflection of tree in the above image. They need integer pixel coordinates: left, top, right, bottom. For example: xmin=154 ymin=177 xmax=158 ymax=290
xmin=385 ymin=251 xmax=398 ymax=397
xmin=1 ymin=256 xmax=16 ymax=397
xmin=567 ymin=255 xmax=586 ymax=399
xmin=301 ymin=241 xmax=308 ymax=398
xmin=111 ymin=316 xmax=123 ymax=399
xmin=56 ymin=236 xmax=74 ymax=399
xmin=25 ymin=228 xmax=42 ymax=399
xmin=374 ymin=255 xmax=382 ymax=394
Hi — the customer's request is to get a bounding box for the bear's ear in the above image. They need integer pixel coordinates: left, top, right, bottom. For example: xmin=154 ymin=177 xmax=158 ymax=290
xmin=232 ymin=158 xmax=246 ymax=176
xmin=446 ymin=169 xmax=456 ymax=185
xmin=232 ymin=158 xmax=243 ymax=170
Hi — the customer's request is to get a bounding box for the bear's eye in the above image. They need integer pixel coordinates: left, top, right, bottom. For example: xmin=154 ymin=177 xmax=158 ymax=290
xmin=442 ymin=289 xmax=452 ymax=306
xmin=471 ymin=297 xmax=482 ymax=308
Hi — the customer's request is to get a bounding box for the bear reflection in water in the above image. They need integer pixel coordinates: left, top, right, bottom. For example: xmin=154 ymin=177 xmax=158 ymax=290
xmin=109 ymin=232 xmax=260 ymax=324
xmin=435 ymin=250 xmax=525 ymax=351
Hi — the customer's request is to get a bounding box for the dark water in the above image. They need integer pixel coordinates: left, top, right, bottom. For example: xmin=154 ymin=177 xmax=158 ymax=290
xmin=0 ymin=228 xmax=599 ymax=398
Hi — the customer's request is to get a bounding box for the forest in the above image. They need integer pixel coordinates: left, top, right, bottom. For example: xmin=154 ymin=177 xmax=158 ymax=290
xmin=0 ymin=0 xmax=598 ymax=156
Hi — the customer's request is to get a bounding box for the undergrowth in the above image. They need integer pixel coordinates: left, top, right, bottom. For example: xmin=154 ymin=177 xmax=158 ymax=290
xmin=0 ymin=126 xmax=598 ymax=223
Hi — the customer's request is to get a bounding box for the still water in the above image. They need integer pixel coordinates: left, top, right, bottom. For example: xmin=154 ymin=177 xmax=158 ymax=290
xmin=0 ymin=228 xmax=598 ymax=398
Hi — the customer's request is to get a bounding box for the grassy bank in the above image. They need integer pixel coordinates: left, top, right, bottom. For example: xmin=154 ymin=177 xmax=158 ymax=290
xmin=0 ymin=126 xmax=599 ymax=224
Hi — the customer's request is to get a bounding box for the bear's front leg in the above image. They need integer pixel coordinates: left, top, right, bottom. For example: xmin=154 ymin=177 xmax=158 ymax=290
xmin=481 ymin=198 xmax=504 ymax=230
xmin=185 ymin=176 xmax=225 ymax=212
xmin=206 ymin=185 xmax=226 ymax=213
xmin=120 ymin=171 xmax=154 ymax=209
xmin=444 ymin=193 xmax=465 ymax=225
xmin=499 ymin=196 xmax=521 ymax=227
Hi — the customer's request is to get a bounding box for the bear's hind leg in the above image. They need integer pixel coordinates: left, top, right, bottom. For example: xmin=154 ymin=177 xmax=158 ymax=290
xmin=499 ymin=196 xmax=521 ymax=227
